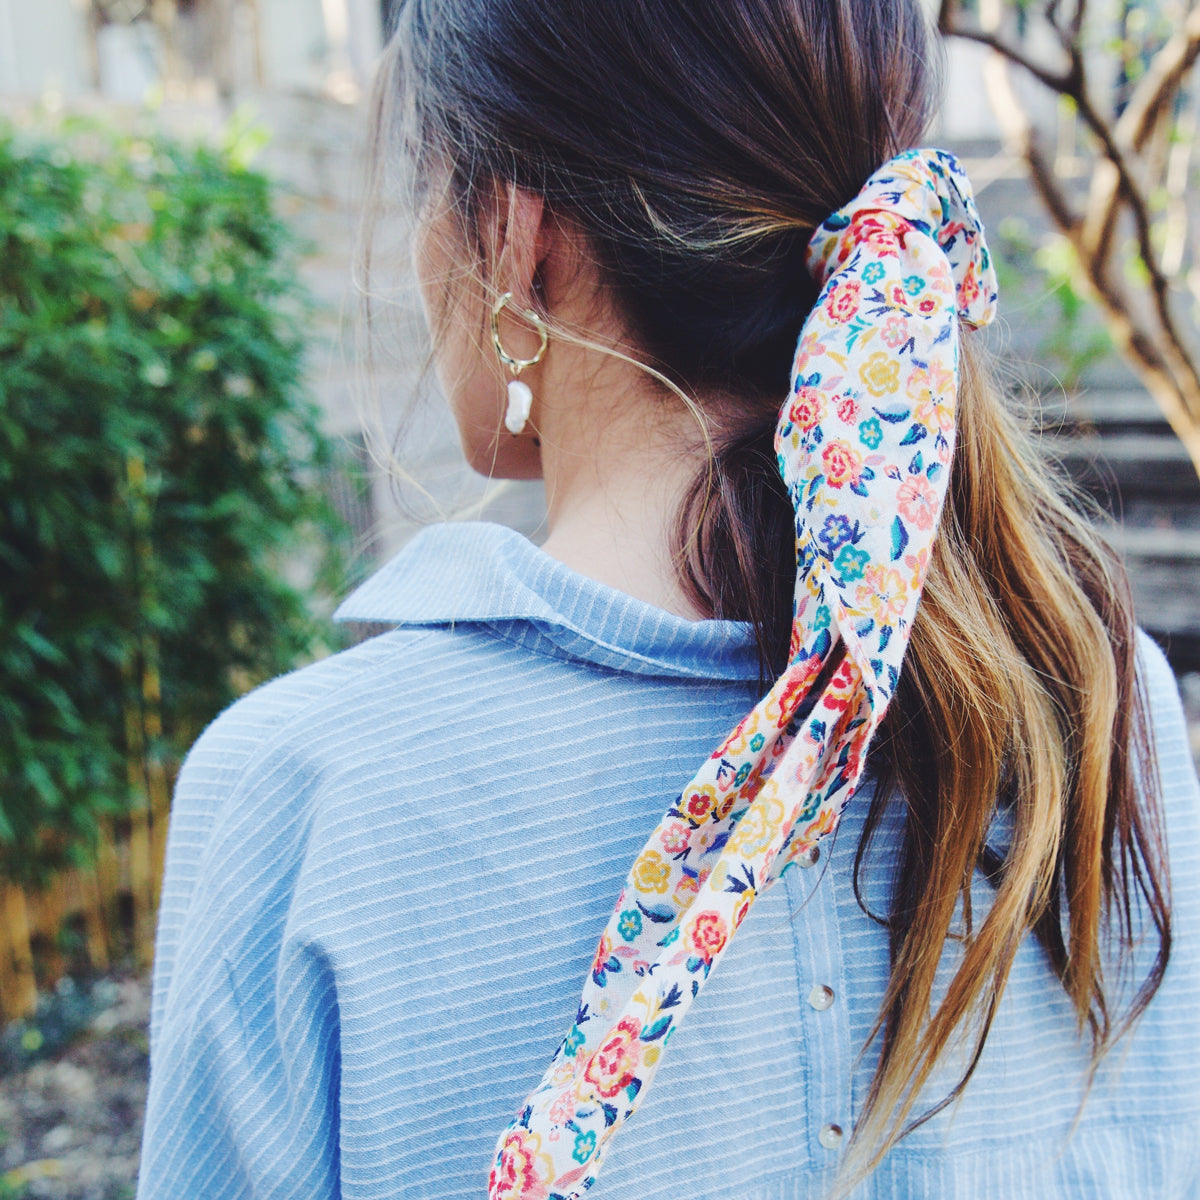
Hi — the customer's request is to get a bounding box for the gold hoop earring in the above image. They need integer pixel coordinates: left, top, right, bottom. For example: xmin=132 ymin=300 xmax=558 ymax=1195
xmin=491 ymin=291 xmax=548 ymax=435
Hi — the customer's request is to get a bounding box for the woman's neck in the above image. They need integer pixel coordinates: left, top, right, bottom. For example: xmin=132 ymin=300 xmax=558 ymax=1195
xmin=532 ymin=348 xmax=711 ymax=621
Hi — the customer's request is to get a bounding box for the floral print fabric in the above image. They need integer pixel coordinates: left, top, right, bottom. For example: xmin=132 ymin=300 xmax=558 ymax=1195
xmin=489 ymin=148 xmax=998 ymax=1200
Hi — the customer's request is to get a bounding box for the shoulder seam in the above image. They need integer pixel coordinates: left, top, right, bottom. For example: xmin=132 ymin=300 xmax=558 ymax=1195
xmin=188 ymin=627 xmax=446 ymax=820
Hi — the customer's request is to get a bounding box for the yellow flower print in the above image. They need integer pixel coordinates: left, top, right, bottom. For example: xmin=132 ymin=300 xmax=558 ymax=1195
xmin=854 ymin=565 xmax=908 ymax=624
xmin=860 ymin=350 xmax=900 ymax=397
xmin=907 ymin=361 xmax=955 ymax=433
xmin=631 ymin=850 xmax=671 ymax=894
xmin=681 ymin=784 xmax=718 ymax=825
xmin=729 ymin=795 xmax=785 ymax=857
xmin=488 ymin=1127 xmax=555 ymax=1200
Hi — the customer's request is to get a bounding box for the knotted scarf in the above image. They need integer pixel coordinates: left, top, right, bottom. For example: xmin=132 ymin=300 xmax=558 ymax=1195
xmin=488 ymin=147 xmax=998 ymax=1200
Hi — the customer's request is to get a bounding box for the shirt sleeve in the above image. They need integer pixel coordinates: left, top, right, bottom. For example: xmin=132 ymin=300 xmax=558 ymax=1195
xmin=137 ymin=658 xmax=371 ymax=1200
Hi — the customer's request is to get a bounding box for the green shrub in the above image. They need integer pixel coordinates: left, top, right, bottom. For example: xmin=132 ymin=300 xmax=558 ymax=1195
xmin=0 ymin=115 xmax=347 ymax=883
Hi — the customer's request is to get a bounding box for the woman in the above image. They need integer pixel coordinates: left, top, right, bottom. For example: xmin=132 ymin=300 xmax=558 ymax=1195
xmin=137 ymin=1 xmax=1200 ymax=1197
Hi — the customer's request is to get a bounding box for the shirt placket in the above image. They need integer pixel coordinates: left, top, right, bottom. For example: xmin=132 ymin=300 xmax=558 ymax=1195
xmin=782 ymin=847 xmax=853 ymax=1165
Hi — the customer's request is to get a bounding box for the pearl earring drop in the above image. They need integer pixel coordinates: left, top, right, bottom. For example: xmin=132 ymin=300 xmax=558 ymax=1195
xmin=505 ymin=378 xmax=534 ymax=435
xmin=490 ymin=292 xmax=549 ymax=436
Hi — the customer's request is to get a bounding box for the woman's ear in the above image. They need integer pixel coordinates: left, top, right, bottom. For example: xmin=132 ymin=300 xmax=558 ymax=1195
xmin=488 ymin=182 xmax=548 ymax=310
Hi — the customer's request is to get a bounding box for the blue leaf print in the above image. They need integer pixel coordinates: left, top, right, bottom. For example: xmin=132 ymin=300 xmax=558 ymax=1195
xmin=641 ymin=1016 xmax=672 ymax=1043
xmin=899 ymin=423 xmax=926 ymax=445
xmin=636 ymin=901 xmax=677 ymax=924
xmin=891 ymin=515 xmax=909 ymax=560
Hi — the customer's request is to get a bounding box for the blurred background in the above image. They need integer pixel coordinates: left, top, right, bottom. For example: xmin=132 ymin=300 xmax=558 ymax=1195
xmin=0 ymin=0 xmax=1198 ymax=1195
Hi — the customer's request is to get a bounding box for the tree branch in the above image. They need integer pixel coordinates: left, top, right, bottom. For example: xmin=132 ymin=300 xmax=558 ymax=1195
xmin=1070 ymin=86 xmax=1200 ymax=421
xmin=1081 ymin=6 xmax=1200 ymax=268
xmin=947 ymin=0 xmax=1200 ymax=422
xmin=1115 ymin=2 xmax=1200 ymax=154
xmin=939 ymin=23 xmax=1074 ymax=93
xmin=980 ymin=48 xmax=1081 ymax=233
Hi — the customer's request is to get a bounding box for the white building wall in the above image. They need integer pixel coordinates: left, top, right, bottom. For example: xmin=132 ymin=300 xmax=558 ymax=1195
xmin=0 ymin=0 xmax=89 ymax=96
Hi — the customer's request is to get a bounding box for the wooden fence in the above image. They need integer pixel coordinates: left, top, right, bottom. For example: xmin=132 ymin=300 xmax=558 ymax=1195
xmin=0 ymin=674 xmax=175 ymax=1022
xmin=0 ymin=798 xmax=171 ymax=1023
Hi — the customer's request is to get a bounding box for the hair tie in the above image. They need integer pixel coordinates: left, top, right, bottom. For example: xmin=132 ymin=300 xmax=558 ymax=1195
xmin=489 ymin=147 xmax=998 ymax=1200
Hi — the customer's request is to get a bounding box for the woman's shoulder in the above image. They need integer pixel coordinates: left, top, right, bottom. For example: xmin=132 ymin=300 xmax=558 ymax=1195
xmin=1134 ymin=628 xmax=1199 ymax=816
xmin=177 ymin=625 xmax=449 ymax=807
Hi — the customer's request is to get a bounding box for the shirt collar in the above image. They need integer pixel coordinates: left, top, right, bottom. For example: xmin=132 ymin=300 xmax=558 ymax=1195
xmin=333 ymin=522 xmax=761 ymax=682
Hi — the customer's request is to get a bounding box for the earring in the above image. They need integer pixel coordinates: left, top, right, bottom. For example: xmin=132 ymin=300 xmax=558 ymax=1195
xmin=490 ymin=291 xmax=549 ymax=435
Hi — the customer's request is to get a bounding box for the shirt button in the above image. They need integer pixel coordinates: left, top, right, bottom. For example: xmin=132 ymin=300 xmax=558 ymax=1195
xmin=807 ymin=984 xmax=835 ymax=1011
xmin=797 ymin=845 xmax=820 ymax=868
xmin=818 ymin=1123 xmax=844 ymax=1150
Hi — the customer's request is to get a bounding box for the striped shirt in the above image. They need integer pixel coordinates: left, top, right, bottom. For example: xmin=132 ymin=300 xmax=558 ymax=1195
xmin=138 ymin=521 xmax=1200 ymax=1199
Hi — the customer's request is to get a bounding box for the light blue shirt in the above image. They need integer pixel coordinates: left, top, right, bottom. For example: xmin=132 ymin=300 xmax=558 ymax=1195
xmin=138 ymin=522 xmax=1200 ymax=1199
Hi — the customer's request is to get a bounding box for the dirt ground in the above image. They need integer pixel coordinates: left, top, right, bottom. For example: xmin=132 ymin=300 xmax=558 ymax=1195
xmin=0 ymin=977 xmax=148 ymax=1200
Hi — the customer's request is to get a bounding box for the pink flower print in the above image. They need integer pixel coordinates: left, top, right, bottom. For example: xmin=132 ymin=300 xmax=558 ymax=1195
xmin=821 ymin=439 xmax=864 ymax=489
xmin=836 ymin=395 xmax=859 ymax=424
xmin=917 ymin=295 xmax=938 ymax=315
xmin=583 ymin=1017 xmax=643 ymax=1099
xmin=489 ymin=1128 xmax=554 ymax=1200
xmin=693 ymin=822 xmax=721 ymax=856
xmin=660 ymin=821 xmax=691 ymax=855
xmin=549 ymin=1094 xmax=576 ymax=1125
xmin=848 ymin=209 xmax=907 ymax=256
xmin=896 ymin=474 xmax=940 ymax=530
xmin=674 ymin=873 xmax=699 ymax=904
xmin=687 ymin=911 xmax=729 ymax=964
xmin=824 ymin=280 xmax=862 ymax=323
xmin=787 ymin=386 xmax=826 ymax=433
xmin=880 ymin=313 xmax=909 ymax=348
xmin=791 ymin=329 xmax=821 ymax=374
xmin=855 ymin=565 xmax=909 ymax=624
xmin=904 ymin=546 xmax=930 ymax=590
xmin=925 ymin=256 xmax=953 ymax=293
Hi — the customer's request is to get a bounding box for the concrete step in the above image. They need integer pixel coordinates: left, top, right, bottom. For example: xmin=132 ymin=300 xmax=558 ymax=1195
xmin=1043 ymin=433 xmax=1200 ymax=502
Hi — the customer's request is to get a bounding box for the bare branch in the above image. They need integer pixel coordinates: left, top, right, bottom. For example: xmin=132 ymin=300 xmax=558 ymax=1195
xmin=1115 ymin=2 xmax=1200 ymax=153
xmin=1080 ymin=159 xmax=1121 ymax=272
xmin=1044 ymin=0 xmax=1085 ymax=58
xmin=980 ymin=48 xmax=1081 ymax=232
xmin=1081 ymin=5 xmax=1200 ymax=282
xmin=938 ymin=0 xmax=1074 ymax=93
xmin=976 ymin=21 xmax=1200 ymax=457
xmin=1067 ymin=0 xmax=1087 ymax=43
xmin=1069 ymin=87 xmax=1200 ymax=418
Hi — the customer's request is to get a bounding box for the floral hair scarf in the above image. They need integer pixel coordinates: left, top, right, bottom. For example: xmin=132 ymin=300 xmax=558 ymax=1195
xmin=488 ymin=147 xmax=998 ymax=1200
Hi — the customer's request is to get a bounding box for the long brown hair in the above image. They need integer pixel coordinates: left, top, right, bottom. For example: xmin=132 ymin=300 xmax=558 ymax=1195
xmin=369 ymin=0 xmax=1172 ymax=1184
